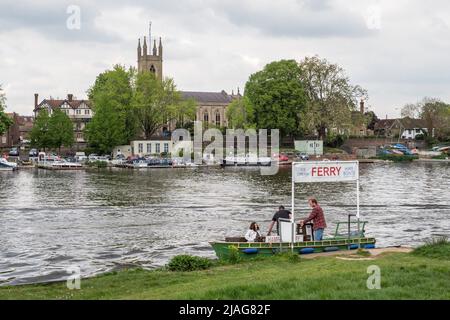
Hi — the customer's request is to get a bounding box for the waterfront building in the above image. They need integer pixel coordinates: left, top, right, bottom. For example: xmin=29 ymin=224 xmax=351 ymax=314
xmin=374 ymin=117 xmax=432 ymax=139
xmin=0 ymin=113 xmax=34 ymax=148
xmin=33 ymin=93 xmax=94 ymax=149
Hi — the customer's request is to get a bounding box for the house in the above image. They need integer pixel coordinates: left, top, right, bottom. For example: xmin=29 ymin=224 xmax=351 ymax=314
xmin=114 ymin=138 xmax=194 ymax=158
xmin=33 ymin=93 xmax=94 ymax=148
xmin=0 ymin=113 xmax=34 ymax=148
xmin=374 ymin=117 xmax=432 ymax=140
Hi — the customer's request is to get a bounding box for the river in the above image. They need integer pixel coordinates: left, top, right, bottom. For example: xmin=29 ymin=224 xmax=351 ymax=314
xmin=0 ymin=162 xmax=449 ymax=285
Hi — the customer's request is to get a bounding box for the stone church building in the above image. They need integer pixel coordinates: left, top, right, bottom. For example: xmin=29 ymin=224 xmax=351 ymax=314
xmin=137 ymin=31 xmax=240 ymax=133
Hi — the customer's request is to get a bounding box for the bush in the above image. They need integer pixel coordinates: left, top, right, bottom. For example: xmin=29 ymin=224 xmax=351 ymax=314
xmin=412 ymin=237 xmax=450 ymax=260
xmin=226 ymin=245 xmax=241 ymax=264
xmin=325 ymin=133 xmax=347 ymax=148
xmin=167 ymin=255 xmax=213 ymax=272
xmin=86 ymin=160 xmax=108 ymax=168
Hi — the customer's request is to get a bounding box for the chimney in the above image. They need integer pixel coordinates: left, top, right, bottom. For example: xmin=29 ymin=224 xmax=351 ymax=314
xmin=360 ymin=99 xmax=365 ymax=114
xmin=68 ymin=94 xmax=73 ymax=102
xmin=34 ymin=93 xmax=39 ymax=108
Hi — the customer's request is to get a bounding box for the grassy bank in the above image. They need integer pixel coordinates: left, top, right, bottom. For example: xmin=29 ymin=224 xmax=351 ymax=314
xmin=1 ymin=244 xmax=450 ymax=300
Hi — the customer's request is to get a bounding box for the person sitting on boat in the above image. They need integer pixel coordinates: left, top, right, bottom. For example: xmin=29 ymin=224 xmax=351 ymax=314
xmin=298 ymin=198 xmax=327 ymax=241
xmin=245 ymin=222 xmax=262 ymax=242
xmin=267 ymin=206 xmax=292 ymax=236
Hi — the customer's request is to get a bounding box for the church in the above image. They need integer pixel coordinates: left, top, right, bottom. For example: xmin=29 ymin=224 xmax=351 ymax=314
xmin=137 ymin=30 xmax=240 ymax=133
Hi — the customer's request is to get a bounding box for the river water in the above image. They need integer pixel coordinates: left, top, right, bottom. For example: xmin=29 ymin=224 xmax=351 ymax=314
xmin=0 ymin=162 xmax=449 ymax=285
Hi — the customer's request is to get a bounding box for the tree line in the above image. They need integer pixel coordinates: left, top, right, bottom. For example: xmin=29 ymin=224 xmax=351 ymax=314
xmin=226 ymin=56 xmax=368 ymax=140
xmin=0 ymin=85 xmax=13 ymax=136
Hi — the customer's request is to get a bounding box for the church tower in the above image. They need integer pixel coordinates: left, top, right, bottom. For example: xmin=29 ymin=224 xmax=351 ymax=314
xmin=137 ymin=29 xmax=163 ymax=79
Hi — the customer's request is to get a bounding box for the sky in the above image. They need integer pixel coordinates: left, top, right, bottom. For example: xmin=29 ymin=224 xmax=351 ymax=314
xmin=1 ymin=0 xmax=450 ymax=118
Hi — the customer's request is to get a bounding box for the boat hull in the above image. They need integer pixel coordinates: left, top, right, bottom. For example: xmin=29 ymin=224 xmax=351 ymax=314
xmin=210 ymin=238 xmax=376 ymax=259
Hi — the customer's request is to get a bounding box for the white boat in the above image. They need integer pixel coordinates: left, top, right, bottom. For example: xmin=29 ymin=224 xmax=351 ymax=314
xmin=37 ymin=153 xmax=83 ymax=170
xmin=0 ymin=158 xmax=18 ymax=171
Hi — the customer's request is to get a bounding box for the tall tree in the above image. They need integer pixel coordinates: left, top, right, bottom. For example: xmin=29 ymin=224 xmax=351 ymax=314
xmin=30 ymin=109 xmax=51 ymax=151
xmin=420 ymin=98 xmax=450 ymax=141
xmin=245 ymin=60 xmax=307 ymax=137
xmin=86 ymin=65 xmax=135 ymax=153
xmin=226 ymin=96 xmax=255 ymax=129
xmin=299 ymin=56 xmax=367 ymax=139
xmin=401 ymin=103 xmax=421 ymax=119
xmin=48 ymin=109 xmax=74 ymax=152
xmin=132 ymin=71 xmax=193 ymax=139
xmin=0 ymin=84 xmax=13 ymax=136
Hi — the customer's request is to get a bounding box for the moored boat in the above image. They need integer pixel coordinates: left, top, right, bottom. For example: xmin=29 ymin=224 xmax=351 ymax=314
xmin=0 ymin=158 xmax=18 ymax=171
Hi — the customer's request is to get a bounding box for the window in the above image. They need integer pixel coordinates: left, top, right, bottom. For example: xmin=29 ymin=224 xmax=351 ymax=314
xmin=147 ymin=143 xmax=151 ymax=154
xmin=416 ymin=129 xmax=421 ymax=133
xmin=156 ymin=143 xmax=160 ymax=153
xmin=76 ymin=109 xmax=81 ymax=115
xmin=150 ymin=65 xmax=156 ymax=73
xmin=203 ymin=112 xmax=209 ymax=122
xmin=164 ymin=143 xmax=169 ymax=153
xmin=138 ymin=143 xmax=143 ymax=153
xmin=408 ymin=129 xmax=412 ymax=134
xmin=85 ymin=109 xmax=90 ymax=115
xmin=215 ymin=112 xmax=221 ymax=126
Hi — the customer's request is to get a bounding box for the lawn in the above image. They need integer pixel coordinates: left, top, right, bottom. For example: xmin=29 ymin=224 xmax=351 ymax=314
xmin=1 ymin=245 xmax=450 ymax=300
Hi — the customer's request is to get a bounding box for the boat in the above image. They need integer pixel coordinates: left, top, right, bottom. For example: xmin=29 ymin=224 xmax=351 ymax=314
xmin=223 ymin=154 xmax=272 ymax=167
xmin=36 ymin=153 xmax=83 ymax=170
xmin=211 ymin=217 xmax=376 ymax=259
xmin=0 ymin=158 xmax=18 ymax=171
xmin=210 ymin=160 xmax=376 ymax=259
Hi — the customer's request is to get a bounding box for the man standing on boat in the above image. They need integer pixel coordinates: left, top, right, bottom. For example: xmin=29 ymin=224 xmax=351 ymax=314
xmin=299 ymin=198 xmax=327 ymax=241
xmin=267 ymin=205 xmax=292 ymax=236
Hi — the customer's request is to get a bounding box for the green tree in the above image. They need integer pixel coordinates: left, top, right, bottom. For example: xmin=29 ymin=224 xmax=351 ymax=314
xmin=299 ymin=56 xmax=367 ymax=139
xmin=0 ymin=85 xmax=13 ymax=136
xmin=48 ymin=109 xmax=74 ymax=152
xmin=420 ymin=98 xmax=450 ymax=141
xmin=244 ymin=60 xmax=307 ymax=137
xmin=226 ymin=96 xmax=255 ymax=129
xmin=132 ymin=71 xmax=194 ymax=139
xmin=86 ymin=65 xmax=135 ymax=153
xmin=30 ymin=109 xmax=51 ymax=151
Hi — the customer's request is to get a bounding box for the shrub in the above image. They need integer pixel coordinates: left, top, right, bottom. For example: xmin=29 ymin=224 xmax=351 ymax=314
xmin=377 ymin=155 xmax=417 ymax=162
xmin=226 ymin=246 xmax=241 ymax=264
xmin=86 ymin=160 xmax=108 ymax=168
xmin=413 ymin=236 xmax=450 ymax=260
xmin=167 ymin=255 xmax=213 ymax=272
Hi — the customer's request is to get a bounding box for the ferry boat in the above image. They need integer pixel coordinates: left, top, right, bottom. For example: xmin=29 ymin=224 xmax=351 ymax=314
xmin=210 ymin=217 xmax=376 ymax=259
xmin=0 ymin=158 xmax=18 ymax=171
xmin=210 ymin=160 xmax=376 ymax=259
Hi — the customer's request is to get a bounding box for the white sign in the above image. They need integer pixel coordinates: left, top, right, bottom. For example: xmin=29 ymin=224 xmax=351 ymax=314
xmin=293 ymin=161 xmax=359 ymax=183
xmin=295 ymin=140 xmax=323 ymax=156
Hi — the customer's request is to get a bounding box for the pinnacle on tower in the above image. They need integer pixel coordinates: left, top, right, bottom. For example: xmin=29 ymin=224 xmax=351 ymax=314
xmin=153 ymin=39 xmax=157 ymax=56
xmin=137 ymin=38 xmax=142 ymax=57
xmin=143 ymin=36 xmax=148 ymax=56
xmin=158 ymin=37 xmax=163 ymax=57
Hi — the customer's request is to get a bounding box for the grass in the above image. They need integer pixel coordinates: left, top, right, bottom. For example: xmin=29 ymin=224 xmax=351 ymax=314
xmin=412 ymin=237 xmax=450 ymax=260
xmin=1 ymin=246 xmax=450 ymax=300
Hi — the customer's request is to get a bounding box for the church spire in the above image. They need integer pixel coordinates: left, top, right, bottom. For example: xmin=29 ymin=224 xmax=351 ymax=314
xmin=158 ymin=37 xmax=163 ymax=57
xmin=143 ymin=36 xmax=148 ymax=56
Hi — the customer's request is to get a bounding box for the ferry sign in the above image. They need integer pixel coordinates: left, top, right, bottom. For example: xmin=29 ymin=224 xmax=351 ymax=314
xmin=293 ymin=161 xmax=359 ymax=183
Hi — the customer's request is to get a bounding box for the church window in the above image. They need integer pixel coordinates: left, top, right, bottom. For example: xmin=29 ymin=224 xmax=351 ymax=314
xmin=150 ymin=65 xmax=156 ymax=73
xmin=203 ymin=112 xmax=209 ymax=122
xmin=215 ymin=112 xmax=221 ymax=126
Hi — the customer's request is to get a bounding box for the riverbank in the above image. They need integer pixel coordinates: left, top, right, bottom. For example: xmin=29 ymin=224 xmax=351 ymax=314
xmin=1 ymin=245 xmax=449 ymax=300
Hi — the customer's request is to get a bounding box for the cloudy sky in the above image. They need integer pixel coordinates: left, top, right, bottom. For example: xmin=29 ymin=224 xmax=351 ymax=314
xmin=1 ymin=0 xmax=450 ymax=118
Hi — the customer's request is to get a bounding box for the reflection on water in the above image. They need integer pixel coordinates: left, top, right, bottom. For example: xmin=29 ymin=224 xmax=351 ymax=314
xmin=0 ymin=163 xmax=449 ymax=285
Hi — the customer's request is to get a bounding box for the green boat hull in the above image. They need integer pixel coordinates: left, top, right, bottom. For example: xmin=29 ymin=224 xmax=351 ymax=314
xmin=210 ymin=238 xmax=376 ymax=260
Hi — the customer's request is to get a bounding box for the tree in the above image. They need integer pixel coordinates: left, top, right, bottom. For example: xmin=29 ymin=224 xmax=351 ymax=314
xmin=85 ymin=102 xmax=127 ymax=155
xmin=298 ymin=56 xmax=367 ymax=139
xmin=30 ymin=109 xmax=51 ymax=151
xmin=132 ymin=71 xmax=194 ymax=139
xmin=226 ymin=96 xmax=255 ymax=129
xmin=0 ymin=85 xmax=13 ymax=136
xmin=48 ymin=109 xmax=74 ymax=152
xmin=365 ymin=111 xmax=379 ymax=131
xmin=86 ymin=65 xmax=135 ymax=153
xmin=244 ymin=60 xmax=307 ymax=137
xmin=401 ymin=103 xmax=421 ymax=119
xmin=420 ymin=98 xmax=450 ymax=141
